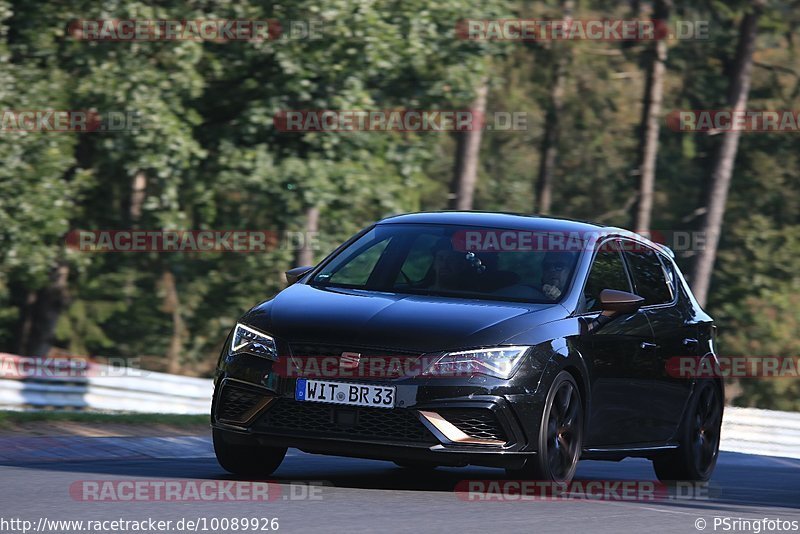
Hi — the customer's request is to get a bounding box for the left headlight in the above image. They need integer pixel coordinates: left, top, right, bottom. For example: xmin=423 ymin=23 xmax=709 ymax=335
xmin=423 ymin=346 xmax=530 ymax=379
xmin=229 ymin=323 xmax=278 ymax=360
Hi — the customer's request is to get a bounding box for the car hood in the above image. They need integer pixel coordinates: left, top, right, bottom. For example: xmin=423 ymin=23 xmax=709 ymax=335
xmin=242 ymin=283 xmax=567 ymax=353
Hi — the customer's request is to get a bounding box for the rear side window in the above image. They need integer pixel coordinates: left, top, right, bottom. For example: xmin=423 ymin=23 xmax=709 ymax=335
xmin=622 ymin=245 xmax=674 ymax=306
xmin=658 ymin=253 xmax=677 ymax=296
xmin=584 ymin=241 xmax=631 ymax=312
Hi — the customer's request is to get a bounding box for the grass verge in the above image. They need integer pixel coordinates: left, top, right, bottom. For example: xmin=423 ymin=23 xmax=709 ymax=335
xmin=0 ymin=410 xmax=208 ymax=430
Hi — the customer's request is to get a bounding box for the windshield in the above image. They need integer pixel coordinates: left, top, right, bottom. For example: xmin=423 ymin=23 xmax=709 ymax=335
xmin=310 ymin=224 xmax=581 ymax=303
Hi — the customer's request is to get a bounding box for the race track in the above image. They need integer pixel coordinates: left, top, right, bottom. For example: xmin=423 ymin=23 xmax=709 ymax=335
xmin=1 ymin=438 xmax=798 ymax=533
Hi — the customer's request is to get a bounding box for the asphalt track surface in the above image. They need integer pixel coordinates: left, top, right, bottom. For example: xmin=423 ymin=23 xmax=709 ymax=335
xmin=1 ymin=443 xmax=798 ymax=534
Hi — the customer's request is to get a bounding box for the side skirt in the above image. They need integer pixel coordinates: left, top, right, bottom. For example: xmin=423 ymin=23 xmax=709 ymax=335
xmin=581 ymin=443 xmax=680 ymax=461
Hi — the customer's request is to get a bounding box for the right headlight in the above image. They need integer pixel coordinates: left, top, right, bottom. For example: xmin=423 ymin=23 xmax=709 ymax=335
xmin=422 ymin=346 xmax=530 ymax=379
xmin=229 ymin=323 xmax=278 ymax=360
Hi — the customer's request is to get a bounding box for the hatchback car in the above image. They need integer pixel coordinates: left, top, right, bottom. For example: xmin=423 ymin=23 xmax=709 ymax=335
xmin=212 ymin=212 xmax=723 ymax=483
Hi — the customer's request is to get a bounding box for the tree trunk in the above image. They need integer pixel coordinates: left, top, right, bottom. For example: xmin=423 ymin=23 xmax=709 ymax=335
xmin=10 ymin=285 xmax=36 ymax=355
xmin=160 ymin=268 xmax=186 ymax=375
xmin=690 ymin=3 xmax=762 ymax=307
xmin=633 ymin=0 xmax=670 ymax=233
xmin=14 ymin=262 xmax=71 ymax=357
xmin=449 ymin=79 xmax=488 ymax=210
xmin=294 ymin=205 xmax=320 ymax=267
xmin=129 ymin=171 xmax=147 ymax=223
xmin=535 ymin=0 xmax=574 ymax=215
xmin=124 ymin=171 xmax=147 ymax=305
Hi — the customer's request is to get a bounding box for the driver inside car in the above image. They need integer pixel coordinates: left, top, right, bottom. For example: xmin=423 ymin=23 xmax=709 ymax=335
xmin=540 ymin=251 xmax=574 ymax=301
xmin=484 ymin=251 xmax=577 ymax=302
xmin=430 ymin=247 xmax=467 ymax=290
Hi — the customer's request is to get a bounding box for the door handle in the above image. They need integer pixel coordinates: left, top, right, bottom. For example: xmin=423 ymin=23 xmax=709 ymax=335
xmin=640 ymin=342 xmax=659 ymax=350
xmin=682 ymin=338 xmax=698 ymax=347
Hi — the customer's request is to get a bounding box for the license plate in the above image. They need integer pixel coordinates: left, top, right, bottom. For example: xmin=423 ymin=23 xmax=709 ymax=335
xmin=295 ymin=379 xmax=395 ymax=409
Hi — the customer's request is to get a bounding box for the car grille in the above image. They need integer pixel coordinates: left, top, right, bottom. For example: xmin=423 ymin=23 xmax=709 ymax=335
xmin=289 ymin=343 xmax=420 ymax=358
xmin=254 ymin=398 xmax=438 ymax=444
xmin=437 ymin=408 xmax=507 ymax=442
xmin=215 ymin=382 xmax=272 ymax=425
xmin=288 ymin=343 xmax=421 ymax=379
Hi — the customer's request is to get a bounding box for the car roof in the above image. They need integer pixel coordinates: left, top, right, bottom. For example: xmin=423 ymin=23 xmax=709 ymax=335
xmin=378 ymin=211 xmax=603 ymax=233
xmin=377 ymin=211 xmax=674 ymax=258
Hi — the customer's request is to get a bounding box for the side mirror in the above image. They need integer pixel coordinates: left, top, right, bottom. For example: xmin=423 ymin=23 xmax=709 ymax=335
xmin=598 ymin=289 xmax=645 ymax=315
xmin=285 ymin=266 xmax=313 ymax=285
xmin=584 ymin=289 xmax=645 ymax=334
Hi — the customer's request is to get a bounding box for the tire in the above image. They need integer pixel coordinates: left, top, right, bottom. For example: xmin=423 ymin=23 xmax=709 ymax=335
xmin=652 ymin=381 xmax=722 ymax=482
xmin=213 ymin=428 xmax=287 ymax=477
xmin=506 ymin=370 xmax=583 ymax=483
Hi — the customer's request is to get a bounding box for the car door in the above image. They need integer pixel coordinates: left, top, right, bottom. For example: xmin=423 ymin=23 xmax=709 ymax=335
xmin=621 ymin=242 xmax=694 ymax=443
xmin=580 ymin=239 xmax=657 ymax=447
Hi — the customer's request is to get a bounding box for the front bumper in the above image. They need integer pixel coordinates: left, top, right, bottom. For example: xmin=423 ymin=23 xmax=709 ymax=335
xmin=211 ymin=373 xmax=539 ymax=469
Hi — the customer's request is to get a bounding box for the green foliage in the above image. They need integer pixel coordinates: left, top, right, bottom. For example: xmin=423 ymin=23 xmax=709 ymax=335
xmin=0 ymin=0 xmax=506 ymax=371
xmin=719 ymin=288 xmax=800 ymax=411
xmin=0 ymin=0 xmax=798 ymax=413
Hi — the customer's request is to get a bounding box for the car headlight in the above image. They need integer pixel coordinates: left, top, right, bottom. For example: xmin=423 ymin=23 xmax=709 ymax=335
xmin=423 ymin=346 xmax=530 ymax=379
xmin=229 ymin=323 xmax=278 ymax=360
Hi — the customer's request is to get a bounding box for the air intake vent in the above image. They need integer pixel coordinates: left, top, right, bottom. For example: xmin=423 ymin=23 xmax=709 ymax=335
xmin=436 ymin=408 xmax=507 ymax=442
xmin=215 ymin=381 xmax=273 ymax=425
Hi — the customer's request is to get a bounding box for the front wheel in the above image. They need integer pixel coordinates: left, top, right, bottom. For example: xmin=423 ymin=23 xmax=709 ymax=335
xmin=652 ymin=381 xmax=722 ymax=482
xmin=507 ymin=371 xmax=583 ymax=483
xmin=213 ymin=429 xmax=287 ymax=477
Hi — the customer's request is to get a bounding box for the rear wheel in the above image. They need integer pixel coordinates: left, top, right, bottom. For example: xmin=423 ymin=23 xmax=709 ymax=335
xmin=507 ymin=371 xmax=583 ymax=483
xmin=653 ymin=381 xmax=722 ymax=482
xmin=213 ymin=428 xmax=287 ymax=477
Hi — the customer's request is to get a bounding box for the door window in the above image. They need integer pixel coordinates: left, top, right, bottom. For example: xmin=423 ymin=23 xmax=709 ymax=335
xmin=622 ymin=245 xmax=674 ymax=306
xmin=584 ymin=241 xmax=631 ymax=311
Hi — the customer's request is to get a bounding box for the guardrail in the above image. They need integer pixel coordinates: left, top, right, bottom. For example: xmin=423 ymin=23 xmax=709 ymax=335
xmin=0 ymin=353 xmax=212 ymax=414
xmin=721 ymin=406 xmax=800 ymax=460
xmin=0 ymin=353 xmax=797 ymax=459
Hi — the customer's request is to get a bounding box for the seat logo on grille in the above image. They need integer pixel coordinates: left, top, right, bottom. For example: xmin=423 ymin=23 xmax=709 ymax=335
xmin=340 ymin=352 xmax=361 ymax=369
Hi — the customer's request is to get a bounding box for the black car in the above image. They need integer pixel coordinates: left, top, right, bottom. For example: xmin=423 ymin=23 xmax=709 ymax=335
xmin=211 ymin=212 xmax=723 ymax=483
